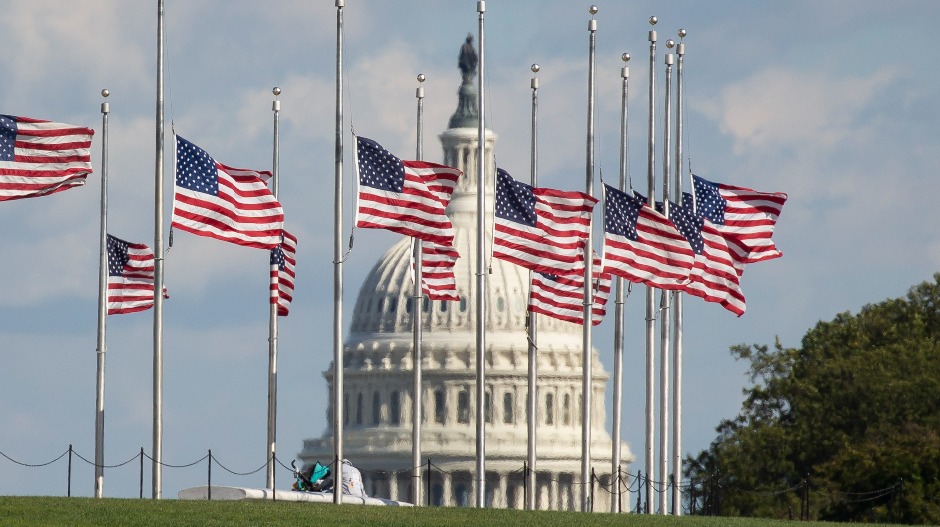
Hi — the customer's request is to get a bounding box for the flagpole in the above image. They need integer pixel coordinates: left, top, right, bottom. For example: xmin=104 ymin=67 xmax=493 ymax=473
xmin=525 ymin=63 xmax=540 ymax=512
xmin=643 ymin=14 xmax=657 ymax=514
xmin=474 ymin=0 xmax=487 ymax=509
xmin=266 ymin=86 xmax=281 ymax=491
xmin=611 ymin=54 xmax=629 ymax=514
xmin=412 ymin=73 xmax=426 ymax=507
xmin=94 ymin=88 xmax=110 ymax=499
xmin=581 ymin=5 xmax=598 ymax=513
xmin=659 ymin=46 xmax=675 ymax=515
xmin=671 ymin=29 xmax=687 ymax=517
xmin=332 ymin=0 xmax=345 ymax=505
xmin=152 ymin=0 xmax=166 ymax=500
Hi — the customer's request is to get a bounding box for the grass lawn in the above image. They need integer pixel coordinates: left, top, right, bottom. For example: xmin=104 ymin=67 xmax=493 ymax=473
xmin=0 ymin=496 xmax=911 ymax=527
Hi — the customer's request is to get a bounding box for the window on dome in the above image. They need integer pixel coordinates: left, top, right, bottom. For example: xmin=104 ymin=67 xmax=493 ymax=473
xmin=356 ymin=392 xmax=363 ymax=425
xmin=423 ymin=297 xmax=430 ymax=313
xmin=562 ymin=393 xmax=571 ymax=425
xmin=545 ymin=393 xmax=555 ymax=425
xmin=496 ymin=296 xmax=505 ymax=312
xmin=434 ymin=389 xmax=446 ymax=424
xmin=484 ymin=391 xmax=492 ymax=423
xmin=459 ymin=296 xmax=468 ymax=312
xmin=457 ymin=389 xmax=470 ymax=423
xmin=405 ymin=298 xmax=412 ymax=313
xmin=377 ymin=298 xmax=384 ymax=313
xmin=388 ymin=297 xmax=397 ymax=312
xmin=503 ymin=392 xmax=514 ymax=424
xmin=372 ymin=391 xmax=381 ymax=425
xmin=440 ymin=301 xmax=447 ymax=312
xmin=390 ymin=391 xmax=401 ymax=425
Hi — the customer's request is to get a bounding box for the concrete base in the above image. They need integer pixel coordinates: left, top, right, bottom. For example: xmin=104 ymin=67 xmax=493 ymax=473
xmin=177 ymin=486 xmax=413 ymax=506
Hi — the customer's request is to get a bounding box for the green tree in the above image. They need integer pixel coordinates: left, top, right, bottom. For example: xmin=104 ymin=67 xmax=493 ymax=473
xmin=686 ymin=275 xmax=940 ymax=524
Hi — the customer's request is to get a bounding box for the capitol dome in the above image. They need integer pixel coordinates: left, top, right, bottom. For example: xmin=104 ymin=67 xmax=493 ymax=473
xmin=299 ymin=40 xmax=632 ymax=511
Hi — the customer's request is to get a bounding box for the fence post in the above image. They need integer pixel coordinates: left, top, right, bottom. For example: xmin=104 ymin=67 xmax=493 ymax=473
xmin=689 ymin=477 xmax=695 ymax=515
xmin=426 ymin=458 xmax=431 ymax=507
xmin=669 ymin=473 xmax=676 ymax=516
xmin=67 ymin=444 xmax=73 ymax=498
xmin=590 ymin=467 xmax=596 ymax=512
xmin=139 ymin=447 xmax=144 ymax=499
xmin=522 ymin=460 xmax=527 ymax=509
xmin=635 ymin=471 xmax=643 ymax=513
xmin=803 ymin=473 xmax=810 ymax=521
xmin=208 ymin=449 xmax=212 ymax=501
xmin=617 ymin=465 xmax=622 ymax=513
xmin=896 ymin=478 xmax=904 ymax=521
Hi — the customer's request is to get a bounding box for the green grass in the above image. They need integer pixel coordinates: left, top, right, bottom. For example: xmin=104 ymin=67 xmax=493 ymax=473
xmin=0 ymin=496 xmax=910 ymax=527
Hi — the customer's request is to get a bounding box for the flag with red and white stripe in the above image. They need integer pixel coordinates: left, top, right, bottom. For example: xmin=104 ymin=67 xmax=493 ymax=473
xmin=411 ymin=240 xmax=460 ymax=302
xmin=0 ymin=114 xmax=94 ymax=201
xmin=270 ymin=229 xmax=297 ymax=316
xmin=529 ymin=253 xmax=611 ymax=326
xmin=107 ymin=234 xmax=167 ymax=315
xmin=171 ymin=135 xmax=284 ymax=250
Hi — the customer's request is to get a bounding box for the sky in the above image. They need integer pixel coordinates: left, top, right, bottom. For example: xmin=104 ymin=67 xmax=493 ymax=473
xmin=2 ymin=0 xmax=940 ymax=500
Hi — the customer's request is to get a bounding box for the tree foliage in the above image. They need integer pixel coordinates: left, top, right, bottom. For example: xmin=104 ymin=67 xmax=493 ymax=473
xmin=686 ymin=274 xmax=940 ymax=524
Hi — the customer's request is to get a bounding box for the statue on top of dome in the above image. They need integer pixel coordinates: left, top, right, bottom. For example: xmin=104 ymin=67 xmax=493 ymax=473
xmin=448 ymin=34 xmax=479 ymax=130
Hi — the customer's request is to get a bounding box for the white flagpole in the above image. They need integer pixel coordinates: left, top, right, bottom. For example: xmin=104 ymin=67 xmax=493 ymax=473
xmin=643 ymin=14 xmax=658 ymax=514
xmin=611 ymin=54 xmax=629 ymax=514
xmin=659 ymin=46 xmax=675 ymax=515
xmin=525 ymin=63 xmax=540 ymax=512
xmin=671 ymin=29 xmax=687 ymax=516
xmin=266 ymin=86 xmax=281 ymax=491
xmin=94 ymin=88 xmax=110 ymax=499
xmin=474 ymin=0 xmax=487 ymax=509
xmin=332 ymin=0 xmax=345 ymax=505
xmin=152 ymin=0 xmax=166 ymax=500
xmin=412 ymin=73 xmax=426 ymax=506
xmin=581 ymin=5 xmax=598 ymax=513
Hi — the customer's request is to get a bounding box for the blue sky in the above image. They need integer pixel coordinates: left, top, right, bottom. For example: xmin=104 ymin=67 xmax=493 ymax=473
xmin=2 ymin=1 xmax=940 ymax=499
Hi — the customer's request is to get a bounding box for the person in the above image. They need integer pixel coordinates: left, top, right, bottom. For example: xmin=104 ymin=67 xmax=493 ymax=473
xmin=296 ymin=459 xmax=367 ymax=498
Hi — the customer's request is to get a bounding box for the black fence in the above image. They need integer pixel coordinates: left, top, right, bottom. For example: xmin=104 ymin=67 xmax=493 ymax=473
xmin=0 ymin=445 xmax=906 ymax=520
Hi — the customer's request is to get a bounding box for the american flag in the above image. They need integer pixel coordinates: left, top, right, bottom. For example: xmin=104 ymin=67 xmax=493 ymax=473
xmin=355 ymin=136 xmax=462 ymax=247
xmin=270 ymin=229 xmax=297 ymax=317
xmin=529 ymin=253 xmax=611 ymax=326
xmin=669 ymin=194 xmax=747 ymax=316
xmin=171 ymin=135 xmax=284 ymax=250
xmin=0 ymin=114 xmax=94 ymax=201
xmin=411 ymin=239 xmax=460 ymax=302
xmin=493 ymin=168 xmax=597 ymax=276
xmin=601 ymin=184 xmax=694 ymax=290
xmin=107 ymin=234 xmax=165 ymax=315
xmin=692 ymin=174 xmax=787 ymax=263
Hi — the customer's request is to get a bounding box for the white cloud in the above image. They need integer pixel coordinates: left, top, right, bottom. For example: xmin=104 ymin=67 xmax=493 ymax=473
xmin=698 ymin=66 xmax=901 ymax=154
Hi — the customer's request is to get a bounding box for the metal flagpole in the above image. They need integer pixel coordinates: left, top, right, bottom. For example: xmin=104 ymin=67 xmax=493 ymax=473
xmin=659 ymin=46 xmax=674 ymax=515
xmin=611 ymin=53 xmax=629 ymax=514
xmin=671 ymin=29 xmax=687 ymax=517
xmin=266 ymin=86 xmax=281 ymax=491
xmin=94 ymin=88 xmax=110 ymax=499
xmin=412 ymin=72 xmax=426 ymax=507
xmin=332 ymin=0 xmax=345 ymax=505
xmin=152 ymin=0 xmax=166 ymax=500
xmin=474 ymin=0 xmax=487 ymax=509
xmin=525 ymin=63 xmax=540 ymax=512
xmin=581 ymin=5 xmax=598 ymax=513
xmin=643 ymin=14 xmax=657 ymax=514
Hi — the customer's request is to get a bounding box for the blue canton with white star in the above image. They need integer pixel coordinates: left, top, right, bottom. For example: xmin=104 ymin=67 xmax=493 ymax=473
xmin=692 ymin=175 xmax=726 ymax=225
xmin=357 ymin=136 xmax=405 ymax=192
xmin=495 ymin=169 xmax=536 ymax=226
xmin=669 ymin=193 xmax=704 ymax=255
xmin=270 ymin=245 xmax=285 ymax=270
xmin=107 ymin=235 xmax=130 ymax=277
xmin=603 ymin=184 xmax=640 ymax=241
xmin=0 ymin=115 xmax=17 ymax=162
xmin=176 ymin=136 xmax=219 ymax=195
